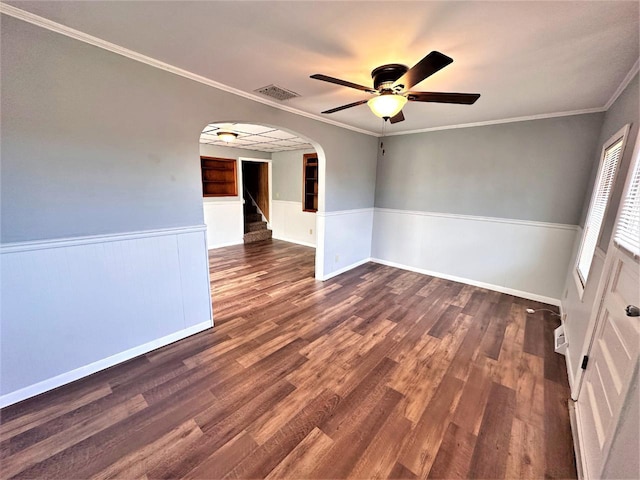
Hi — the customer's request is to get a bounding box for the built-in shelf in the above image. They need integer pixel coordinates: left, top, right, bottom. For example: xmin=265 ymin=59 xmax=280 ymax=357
xmin=201 ymin=156 xmax=237 ymax=197
xmin=303 ymin=153 xmax=318 ymax=212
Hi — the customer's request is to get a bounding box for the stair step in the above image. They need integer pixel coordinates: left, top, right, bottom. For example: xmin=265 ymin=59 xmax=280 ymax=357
xmin=245 ymin=221 xmax=267 ymax=233
xmin=245 ymin=213 xmax=262 ymax=223
xmin=243 ymin=229 xmax=272 ymax=244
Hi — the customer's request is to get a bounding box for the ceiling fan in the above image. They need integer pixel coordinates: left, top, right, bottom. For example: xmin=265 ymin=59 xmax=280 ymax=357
xmin=310 ymin=51 xmax=480 ymax=124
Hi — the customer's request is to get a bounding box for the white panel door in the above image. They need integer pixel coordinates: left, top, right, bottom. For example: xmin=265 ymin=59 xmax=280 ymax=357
xmin=577 ymin=133 xmax=640 ymax=479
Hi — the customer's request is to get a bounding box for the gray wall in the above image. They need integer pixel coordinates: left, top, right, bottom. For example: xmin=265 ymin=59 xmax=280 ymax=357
xmin=375 ymin=113 xmax=604 ymax=224
xmin=0 ymin=15 xmax=377 ymax=243
xmin=272 ymin=148 xmax=316 ymax=202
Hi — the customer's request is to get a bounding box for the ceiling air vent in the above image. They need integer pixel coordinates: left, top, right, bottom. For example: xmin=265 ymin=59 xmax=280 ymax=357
xmin=254 ymin=84 xmax=300 ymax=101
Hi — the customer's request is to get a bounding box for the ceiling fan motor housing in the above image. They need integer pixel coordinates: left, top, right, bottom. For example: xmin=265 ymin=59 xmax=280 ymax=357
xmin=371 ymin=64 xmax=408 ymax=91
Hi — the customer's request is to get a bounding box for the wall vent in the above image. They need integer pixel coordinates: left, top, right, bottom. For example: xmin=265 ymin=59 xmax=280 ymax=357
xmin=254 ymin=84 xmax=300 ymax=101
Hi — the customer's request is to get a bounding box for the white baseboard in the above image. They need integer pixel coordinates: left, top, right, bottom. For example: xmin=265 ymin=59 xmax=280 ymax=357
xmin=0 ymin=320 xmax=212 ymax=409
xmin=319 ymin=257 xmax=371 ymax=281
xmin=370 ymin=257 xmax=562 ymax=307
xmin=272 ymin=235 xmax=316 ymax=249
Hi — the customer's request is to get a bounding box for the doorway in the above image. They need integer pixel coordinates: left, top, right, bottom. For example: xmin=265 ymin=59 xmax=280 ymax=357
xmin=240 ymin=157 xmax=272 ymax=244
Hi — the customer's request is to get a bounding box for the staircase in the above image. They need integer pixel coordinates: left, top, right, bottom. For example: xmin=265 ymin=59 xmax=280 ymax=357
xmin=243 ymin=198 xmax=272 ymax=244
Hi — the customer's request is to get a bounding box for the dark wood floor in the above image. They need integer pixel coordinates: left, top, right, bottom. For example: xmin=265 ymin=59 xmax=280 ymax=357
xmin=0 ymin=239 xmax=576 ymax=479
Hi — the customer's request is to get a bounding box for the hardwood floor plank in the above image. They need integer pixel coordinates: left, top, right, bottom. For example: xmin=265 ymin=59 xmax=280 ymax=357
xmin=0 ymin=384 xmax=112 ymax=443
xmin=264 ymin=427 xmax=334 ymax=479
xmin=224 ymin=389 xmax=341 ymax=479
xmin=309 ymin=387 xmax=403 ymax=479
xmin=427 ymin=422 xmax=477 ymax=479
xmin=3 ymin=394 xmax=148 ymax=478
xmin=94 ymin=419 xmax=204 ymax=479
xmin=347 ymin=402 xmax=413 ymax=479
xmin=505 ymin=417 xmax=545 ymax=480
xmin=181 ymin=431 xmax=258 ymax=480
xmin=428 ymin=304 xmax=463 ymax=339
xmin=544 ymin=379 xmax=577 ymax=479
xmin=468 ymin=382 xmax=516 ymax=479
xmin=451 ymin=364 xmax=492 ymax=436
xmin=387 ymin=462 xmax=418 ymax=480
xmin=397 ymin=375 xmax=465 ymax=477
xmin=523 ymin=311 xmax=545 ymax=357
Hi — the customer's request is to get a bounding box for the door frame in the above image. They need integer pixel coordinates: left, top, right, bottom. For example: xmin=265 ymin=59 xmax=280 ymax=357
xmin=572 ymin=127 xmax=637 ymax=399
xmin=239 ymin=157 xmax=273 ymax=229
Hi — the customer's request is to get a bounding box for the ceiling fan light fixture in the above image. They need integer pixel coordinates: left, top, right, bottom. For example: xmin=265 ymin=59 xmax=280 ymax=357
xmin=367 ymin=94 xmax=407 ymax=119
xmin=217 ymin=131 xmax=238 ymax=142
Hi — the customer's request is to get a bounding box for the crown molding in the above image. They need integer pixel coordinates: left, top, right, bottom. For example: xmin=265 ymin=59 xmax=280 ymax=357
xmin=0 ymin=3 xmax=379 ymax=137
xmin=604 ymin=58 xmax=640 ymax=110
xmin=384 ymin=107 xmax=607 ymax=137
xmin=1 ymin=2 xmax=636 ymax=139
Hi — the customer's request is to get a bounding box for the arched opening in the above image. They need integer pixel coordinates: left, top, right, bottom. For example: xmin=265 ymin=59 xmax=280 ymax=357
xmin=197 ymin=121 xmax=328 ymax=319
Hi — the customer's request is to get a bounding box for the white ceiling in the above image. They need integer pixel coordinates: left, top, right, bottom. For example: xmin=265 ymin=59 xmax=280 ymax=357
xmin=201 ymin=123 xmax=313 ymax=152
xmin=4 ymin=1 xmax=639 ymax=135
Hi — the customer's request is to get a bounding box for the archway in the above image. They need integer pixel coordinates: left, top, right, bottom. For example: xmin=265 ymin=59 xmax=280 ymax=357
xmin=196 ymin=121 xmax=328 ymax=287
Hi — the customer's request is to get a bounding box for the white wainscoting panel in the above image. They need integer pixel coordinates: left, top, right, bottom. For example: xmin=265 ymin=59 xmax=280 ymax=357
xmin=317 ymin=208 xmax=374 ymax=281
xmin=203 ymin=200 xmax=243 ymax=249
xmin=372 ymin=208 xmax=578 ymax=303
xmin=0 ymin=225 xmax=212 ymax=407
xmin=271 ymin=200 xmax=316 ymax=248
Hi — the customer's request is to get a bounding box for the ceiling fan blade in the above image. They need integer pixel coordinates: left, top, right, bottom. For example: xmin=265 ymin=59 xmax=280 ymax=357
xmin=311 ymin=74 xmax=376 ymax=93
xmin=407 ymin=92 xmax=480 ymax=104
xmin=389 ymin=110 xmax=405 ymax=124
xmin=321 ymin=99 xmax=369 ymax=114
xmin=395 ymin=51 xmax=453 ymax=90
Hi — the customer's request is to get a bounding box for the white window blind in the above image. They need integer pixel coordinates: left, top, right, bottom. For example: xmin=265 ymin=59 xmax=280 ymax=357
xmin=577 ymin=137 xmax=624 ymax=285
xmin=614 ymin=149 xmax=640 ymax=257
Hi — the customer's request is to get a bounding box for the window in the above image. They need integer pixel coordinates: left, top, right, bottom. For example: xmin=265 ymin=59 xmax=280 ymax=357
xmin=614 ymin=136 xmax=640 ymax=257
xmin=576 ymin=125 xmax=629 ymax=290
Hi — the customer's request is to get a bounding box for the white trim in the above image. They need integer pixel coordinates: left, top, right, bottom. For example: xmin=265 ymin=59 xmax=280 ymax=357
xmin=317 ymin=208 xmax=375 ymax=218
xmin=569 ymin=400 xmax=587 ymax=480
xmin=2 ymin=2 xmax=632 ymax=138
xmin=370 ymin=257 xmax=562 ymax=306
xmin=0 ymin=320 xmax=212 ymax=409
xmin=0 ymin=225 xmax=207 ymax=253
xmin=384 ymin=108 xmax=606 ymax=137
xmin=0 ymin=3 xmax=376 ymax=138
xmin=566 ymin=346 xmax=577 ymax=400
xmin=573 ymin=124 xmax=631 ymax=300
xmin=604 ymin=59 xmax=640 ymax=110
xmin=374 ymin=207 xmax=578 ymax=231
xmin=318 ymin=257 xmax=371 ymax=281
xmin=272 ymin=235 xmax=316 ymax=249
xmin=207 ymin=240 xmax=243 ymax=250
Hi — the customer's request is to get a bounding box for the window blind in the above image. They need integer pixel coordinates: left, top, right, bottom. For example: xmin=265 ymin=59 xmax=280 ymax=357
xmin=577 ymin=138 xmax=624 ymax=285
xmin=614 ymin=151 xmax=640 ymax=257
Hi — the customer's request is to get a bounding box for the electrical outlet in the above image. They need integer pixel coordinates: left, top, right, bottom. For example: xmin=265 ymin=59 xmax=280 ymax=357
xmin=275 ymin=192 xmax=280 ymax=199
xmin=309 ymin=228 xmax=313 ymax=235
xmin=334 ymin=254 xmax=339 ymax=263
